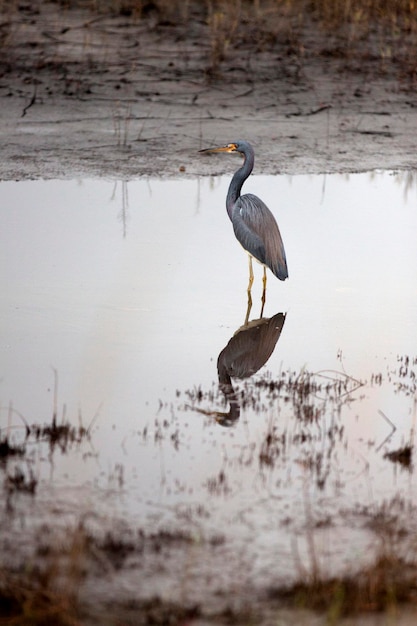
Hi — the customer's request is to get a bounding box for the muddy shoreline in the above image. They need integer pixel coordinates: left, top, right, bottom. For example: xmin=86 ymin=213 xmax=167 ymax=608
xmin=1 ymin=3 xmax=417 ymax=181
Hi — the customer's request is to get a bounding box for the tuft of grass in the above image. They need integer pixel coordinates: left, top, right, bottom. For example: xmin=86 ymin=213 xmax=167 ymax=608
xmin=270 ymin=495 xmax=417 ymax=619
xmin=0 ymin=522 xmax=211 ymax=625
xmin=307 ymin=0 xmax=417 ymax=30
xmin=5 ymin=465 xmax=37 ymax=495
xmin=0 ymin=527 xmax=86 ymax=626
xmin=0 ymin=434 xmax=25 ymax=461
xmin=271 ymin=551 xmax=417 ymax=618
xmin=384 ymin=444 xmax=413 ymax=468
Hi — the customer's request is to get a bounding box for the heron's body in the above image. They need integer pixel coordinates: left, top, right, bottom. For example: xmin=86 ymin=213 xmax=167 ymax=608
xmin=230 ymin=193 xmax=288 ymax=281
xmin=199 ymin=139 xmax=288 ymax=321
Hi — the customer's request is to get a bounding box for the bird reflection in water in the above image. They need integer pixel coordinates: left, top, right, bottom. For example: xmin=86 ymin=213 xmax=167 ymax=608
xmin=196 ymin=140 xmax=287 ymax=425
xmin=215 ymin=312 xmax=286 ymax=427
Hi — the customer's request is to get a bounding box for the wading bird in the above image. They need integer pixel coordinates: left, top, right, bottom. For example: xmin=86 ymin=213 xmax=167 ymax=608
xmin=199 ymin=140 xmax=288 ymax=323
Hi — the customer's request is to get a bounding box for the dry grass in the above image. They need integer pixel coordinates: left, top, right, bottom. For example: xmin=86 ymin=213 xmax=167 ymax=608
xmin=308 ymin=0 xmax=417 ymax=28
xmin=270 ymin=499 xmax=417 ymax=619
xmin=272 ymin=552 xmax=417 ymax=619
xmin=0 ymin=522 xmax=207 ymax=625
xmin=0 ymin=527 xmax=86 ymax=626
xmin=3 ymin=509 xmax=417 ymax=624
xmin=2 ymin=0 xmax=417 ymax=39
xmin=1 ymin=0 xmax=417 ymax=78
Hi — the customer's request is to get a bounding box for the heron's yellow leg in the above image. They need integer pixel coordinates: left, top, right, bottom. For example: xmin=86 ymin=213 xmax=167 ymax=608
xmin=245 ymin=291 xmax=252 ymax=326
xmin=247 ymin=255 xmax=254 ymax=293
xmin=260 ymin=266 xmax=267 ymax=318
xmin=245 ymin=255 xmax=254 ymax=325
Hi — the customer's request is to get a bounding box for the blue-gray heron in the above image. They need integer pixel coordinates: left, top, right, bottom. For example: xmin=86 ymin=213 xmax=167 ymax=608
xmin=199 ymin=140 xmax=288 ymax=321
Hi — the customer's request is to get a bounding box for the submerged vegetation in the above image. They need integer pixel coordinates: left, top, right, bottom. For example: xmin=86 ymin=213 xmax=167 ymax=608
xmin=1 ymin=357 xmax=416 ymax=623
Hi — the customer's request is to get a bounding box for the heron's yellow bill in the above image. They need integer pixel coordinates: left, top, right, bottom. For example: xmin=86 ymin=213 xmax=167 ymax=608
xmin=199 ymin=143 xmax=238 ymax=154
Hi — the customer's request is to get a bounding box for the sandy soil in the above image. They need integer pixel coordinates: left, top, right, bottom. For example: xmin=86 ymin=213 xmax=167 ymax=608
xmin=1 ymin=2 xmax=417 ymax=182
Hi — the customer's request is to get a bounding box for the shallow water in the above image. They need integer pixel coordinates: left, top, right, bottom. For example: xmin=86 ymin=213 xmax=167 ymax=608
xmin=1 ymin=171 xmax=417 ymax=601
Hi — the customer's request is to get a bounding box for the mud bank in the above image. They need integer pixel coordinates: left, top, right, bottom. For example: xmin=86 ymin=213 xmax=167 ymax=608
xmin=1 ymin=3 xmax=417 ymax=180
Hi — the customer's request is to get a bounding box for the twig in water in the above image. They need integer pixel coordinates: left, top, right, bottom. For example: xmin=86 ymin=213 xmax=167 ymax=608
xmin=22 ymin=85 xmax=37 ymax=117
xmin=376 ymin=409 xmax=397 ymax=451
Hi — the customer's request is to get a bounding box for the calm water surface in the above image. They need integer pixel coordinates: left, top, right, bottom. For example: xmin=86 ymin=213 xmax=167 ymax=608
xmin=1 ymin=171 xmax=417 ymax=591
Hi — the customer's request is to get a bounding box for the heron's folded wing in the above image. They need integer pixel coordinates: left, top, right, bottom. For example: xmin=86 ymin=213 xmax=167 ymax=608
xmin=232 ymin=194 xmax=288 ymax=280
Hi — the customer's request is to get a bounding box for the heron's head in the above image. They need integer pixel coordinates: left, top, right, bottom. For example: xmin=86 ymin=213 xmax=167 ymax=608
xmin=199 ymin=139 xmax=251 ymax=154
xmin=199 ymin=142 xmax=239 ymax=155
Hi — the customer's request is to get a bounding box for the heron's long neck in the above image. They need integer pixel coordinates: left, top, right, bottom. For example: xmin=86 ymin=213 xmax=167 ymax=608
xmin=226 ymin=147 xmax=254 ymax=220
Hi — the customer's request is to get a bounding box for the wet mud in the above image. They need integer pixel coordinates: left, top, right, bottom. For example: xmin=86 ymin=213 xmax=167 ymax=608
xmin=1 ymin=2 xmax=417 ymax=181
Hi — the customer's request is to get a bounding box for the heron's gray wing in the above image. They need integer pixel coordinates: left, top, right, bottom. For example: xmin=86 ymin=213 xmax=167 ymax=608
xmin=232 ymin=193 xmax=288 ymax=280
xmin=232 ymin=198 xmax=267 ymax=265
